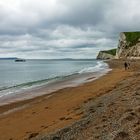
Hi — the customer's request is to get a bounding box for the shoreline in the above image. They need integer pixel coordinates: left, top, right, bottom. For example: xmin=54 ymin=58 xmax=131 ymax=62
xmin=0 ymin=61 xmax=110 ymax=107
xmin=0 ymin=60 xmax=108 ymax=105
xmin=41 ymin=60 xmax=140 ymax=140
xmin=0 ymin=60 xmax=135 ymax=140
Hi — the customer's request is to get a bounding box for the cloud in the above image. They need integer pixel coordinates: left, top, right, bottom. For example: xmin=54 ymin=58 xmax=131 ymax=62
xmin=0 ymin=0 xmax=140 ymax=58
xmin=0 ymin=25 xmax=116 ymax=58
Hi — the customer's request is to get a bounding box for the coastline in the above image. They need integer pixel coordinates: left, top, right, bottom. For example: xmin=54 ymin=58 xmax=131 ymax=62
xmin=0 ymin=60 xmax=110 ymax=106
xmin=0 ymin=60 xmax=136 ymax=140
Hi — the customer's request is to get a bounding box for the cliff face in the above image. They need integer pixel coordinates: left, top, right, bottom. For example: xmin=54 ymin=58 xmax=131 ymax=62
xmin=116 ymin=32 xmax=140 ymax=59
xmin=97 ymin=51 xmax=115 ymax=60
xmin=97 ymin=32 xmax=140 ymax=60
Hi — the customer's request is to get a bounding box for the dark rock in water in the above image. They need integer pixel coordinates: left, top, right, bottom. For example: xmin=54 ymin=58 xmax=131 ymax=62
xmin=15 ymin=58 xmax=26 ymax=62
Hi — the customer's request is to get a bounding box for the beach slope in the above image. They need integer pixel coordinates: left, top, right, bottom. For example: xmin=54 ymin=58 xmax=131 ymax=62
xmin=0 ymin=60 xmax=139 ymax=140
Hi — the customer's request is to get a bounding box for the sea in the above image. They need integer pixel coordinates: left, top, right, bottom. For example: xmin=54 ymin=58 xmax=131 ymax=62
xmin=0 ymin=59 xmax=111 ymax=105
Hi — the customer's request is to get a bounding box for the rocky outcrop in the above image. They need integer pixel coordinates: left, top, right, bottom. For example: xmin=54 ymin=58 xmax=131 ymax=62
xmin=97 ymin=51 xmax=115 ymax=60
xmin=97 ymin=32 xmax=140 ymax=60
xmin=116 ymin=32 xmax=140 ymax=59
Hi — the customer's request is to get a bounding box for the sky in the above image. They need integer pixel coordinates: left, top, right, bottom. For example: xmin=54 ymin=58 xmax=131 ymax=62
xmin=0 ymin=0 xmax=140 ymax=59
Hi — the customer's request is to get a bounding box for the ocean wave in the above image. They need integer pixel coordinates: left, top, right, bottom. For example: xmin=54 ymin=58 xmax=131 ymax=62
xmin=0 ymin=76 xmax=62 ymax=92
xmin=78 ymin=61 xmax=109 ymax=74
xmin=0 ymin=61 xmax=109 ymax=91
xmin=0 ymin=73 xmax=78 ymax=98
xmin=0 ymin=61 xmax=110 ymax=98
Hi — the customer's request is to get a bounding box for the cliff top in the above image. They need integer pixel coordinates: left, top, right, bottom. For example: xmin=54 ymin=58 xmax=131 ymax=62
xmin=101 ymin=48 xmax=116 ymax=56
xmin=123 ymin=32 xmax=140 ymax=47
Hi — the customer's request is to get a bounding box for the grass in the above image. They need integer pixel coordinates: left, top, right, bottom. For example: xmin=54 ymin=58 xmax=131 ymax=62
xmin=102 ymin=49 xmax=116 ymax=56
xmin=124 ymin=32 xmax=140 ymax=47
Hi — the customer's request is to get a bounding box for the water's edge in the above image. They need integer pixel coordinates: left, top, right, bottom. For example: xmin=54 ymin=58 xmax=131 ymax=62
xmin=0 ymin=61 xmax=112 ymax=106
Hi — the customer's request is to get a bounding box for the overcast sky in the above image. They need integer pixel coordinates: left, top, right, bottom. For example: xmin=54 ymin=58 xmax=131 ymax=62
xmin=0 ymin=0 xmax=140 ymax=59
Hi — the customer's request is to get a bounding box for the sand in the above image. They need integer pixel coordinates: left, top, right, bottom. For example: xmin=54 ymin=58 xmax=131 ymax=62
xmin=0 ymin=60 xmax=139 ymax=140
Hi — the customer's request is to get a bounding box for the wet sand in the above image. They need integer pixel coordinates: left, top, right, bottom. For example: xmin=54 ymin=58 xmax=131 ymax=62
xmin=0 ymin=60 xmax=137 ymax=140
xmin=0 ymin=70 xmax=109 ymax=106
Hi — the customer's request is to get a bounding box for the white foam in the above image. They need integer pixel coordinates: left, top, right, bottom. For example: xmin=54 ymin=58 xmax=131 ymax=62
xmin=0 ymin=61 xmax=112 ymax=102
xmin=78 ymin=61 xmax=110 ymax=74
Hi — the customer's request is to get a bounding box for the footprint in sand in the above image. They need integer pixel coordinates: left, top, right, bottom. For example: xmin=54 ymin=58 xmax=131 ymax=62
xmin=74 ymin=107 xmax=80 ymax=111
xmin=84 ymin=100 xmax=88 ymax=103
xmin=65 ymin=117 xmax=72 ymax=120
xmin=28 ymin=132 xmax=39 ymax=139
xmin=59 ymin=117 xmax=66 ymax=120
xmin=26 ymin=131 xmax=31 ymax=134
xmin=76 ymin=112 xmax=84 ymax=116
xmin=45 ymin=107 xmax=49 ymax=109
xmin=87 ymin=97 xmax=94 ymax=101
xmin=32 ymin=111 xmax=36 ymax=114
xmin=59 ymin=117 xmax=72 ymax=121
xmin=83 ymin=97 xmax=94 ymax=104
xmin=41 ymin=125 xmax=48 ymax=129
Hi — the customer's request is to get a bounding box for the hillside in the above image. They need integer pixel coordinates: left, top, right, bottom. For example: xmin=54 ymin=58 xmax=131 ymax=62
xmin=96 ymin=49 xmax=116 ymax=60
xmin=124 ymin=32 xmax=140 ymax=47
xmin=116 ymin=32 xmax=140 ymax=59
xmin=102 ymin=49 xmax=116 ymax=56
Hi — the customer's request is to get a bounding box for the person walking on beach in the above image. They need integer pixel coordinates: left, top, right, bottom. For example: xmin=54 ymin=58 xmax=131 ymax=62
xmin=124 ymin=62 xmax=128 ymax=70
xmin=128 ymin=62 xmax=130 ymax=69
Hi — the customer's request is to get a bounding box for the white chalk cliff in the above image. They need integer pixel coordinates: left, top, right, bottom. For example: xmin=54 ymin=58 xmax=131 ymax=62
xmin=97 ymin=51 xmax=115 ymax=60
xmin=97 ymin=32 xmax=140 ymax=60
xmin=116 ymin=32 xmax=140 ymax=59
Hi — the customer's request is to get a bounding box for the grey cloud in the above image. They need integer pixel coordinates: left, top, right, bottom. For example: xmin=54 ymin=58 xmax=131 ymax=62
xmin=0 ymin=0 xmax=140 ymax=58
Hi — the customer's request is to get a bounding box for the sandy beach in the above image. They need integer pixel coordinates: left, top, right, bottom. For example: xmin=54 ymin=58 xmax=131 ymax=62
xmin=0 ymin=60 xmax=140 ymax=140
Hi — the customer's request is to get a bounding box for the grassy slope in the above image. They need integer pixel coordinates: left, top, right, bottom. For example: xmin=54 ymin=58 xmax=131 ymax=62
xmin=99 ymin=32 xmax=140 ymax=56
xmin=124 ymin=32 xmax=140 ymax=47
xmin=102 ymin=49 xmax=116 ymax=56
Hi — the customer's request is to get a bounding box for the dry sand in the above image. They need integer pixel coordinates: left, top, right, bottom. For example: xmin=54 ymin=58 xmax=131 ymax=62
xmin=0 ymin=60 xmax=139 ymax=140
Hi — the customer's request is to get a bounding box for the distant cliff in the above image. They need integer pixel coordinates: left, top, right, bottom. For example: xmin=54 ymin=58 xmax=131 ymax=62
xmin=116 ymin=32 xmax=140 ymax=59
xmin=0 ymin=57 xmax=18 ymax=60
xmin=96 ymin=49 xmax=116 ymax=60
xmin=97 ymin=32 xmax=140 ymax=60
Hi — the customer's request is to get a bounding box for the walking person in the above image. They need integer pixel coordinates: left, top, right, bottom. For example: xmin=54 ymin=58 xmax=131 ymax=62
xmin=128 ymin=62 xmax=130 ymax=69
xmin=124 ymin=62 xmax=128 ymax=70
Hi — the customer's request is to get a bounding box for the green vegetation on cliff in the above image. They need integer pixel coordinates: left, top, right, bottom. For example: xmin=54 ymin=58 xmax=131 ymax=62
xmin=124 ymin=32 xmax=140 ymax=47
xmin=102 ymin=49 xmax=116 ymax=56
